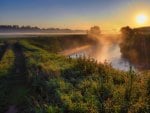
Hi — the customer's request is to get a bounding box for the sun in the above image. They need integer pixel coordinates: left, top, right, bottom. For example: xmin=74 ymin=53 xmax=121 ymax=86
xmin=136 ymin=14 xmax=148 ymax=25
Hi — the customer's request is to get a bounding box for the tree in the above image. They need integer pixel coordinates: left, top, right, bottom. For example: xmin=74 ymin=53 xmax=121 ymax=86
xmin=89 ymin=26 xmax=101 ymax=35
xmin=88 ymin=26 xmax=101 ymax=40
xmin=120 ymin=26 xmax=133 ymax=37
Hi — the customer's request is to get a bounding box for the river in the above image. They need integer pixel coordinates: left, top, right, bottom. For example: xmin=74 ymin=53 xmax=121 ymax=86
xmin=69 ymin=35 xmax=134 ymax=71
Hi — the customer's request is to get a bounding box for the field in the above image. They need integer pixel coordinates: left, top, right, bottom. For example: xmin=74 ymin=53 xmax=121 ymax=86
xmin=0 ymin=35 xmax=150 ymax=113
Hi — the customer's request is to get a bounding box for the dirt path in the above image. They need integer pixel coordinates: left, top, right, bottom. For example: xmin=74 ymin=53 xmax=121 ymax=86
xmin=0 ymin=43 xmax=8 ymax=61
xmin=13 ymin=42 xmax=26 ymax=75
xmin=5 ymin=42 xmax=27 ymax=113
xmin=5 ymin=105 xmax=17 ymax=113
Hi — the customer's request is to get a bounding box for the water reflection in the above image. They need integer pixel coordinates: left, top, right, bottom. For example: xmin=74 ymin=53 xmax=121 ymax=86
xmin=70 ymin=35 xmax=135 ymax=71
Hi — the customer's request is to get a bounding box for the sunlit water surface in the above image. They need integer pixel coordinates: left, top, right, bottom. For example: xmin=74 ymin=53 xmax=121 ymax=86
xmin=70 ymin=35 xmax=135 ymax=71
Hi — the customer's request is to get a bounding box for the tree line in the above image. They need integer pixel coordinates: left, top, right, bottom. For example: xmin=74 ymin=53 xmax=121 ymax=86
xmin=0 ymin=25 xmax=85 ymax=33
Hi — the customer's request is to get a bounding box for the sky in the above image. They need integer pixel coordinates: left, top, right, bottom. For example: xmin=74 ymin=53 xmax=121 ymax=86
xmin=0 ymin=0 xmax=150 ymax=30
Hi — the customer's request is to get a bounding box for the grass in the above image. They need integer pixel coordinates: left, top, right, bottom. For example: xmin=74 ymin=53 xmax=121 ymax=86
xmin=23 ymin=35 xmax=96 ymax=53
xmin=0 ymin=48 xmax=15 ymax=111
xmin=0 ymin=48 xmax=15 ymax=77
xmin=19 ymin=40 xmax=150 ymax=113
xmin=0 ymin=36 xmax=149 ymax=113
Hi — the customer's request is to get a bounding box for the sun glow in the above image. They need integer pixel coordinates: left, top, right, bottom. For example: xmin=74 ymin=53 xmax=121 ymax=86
xmin=136 ymin=14 xmax=148 ymax=25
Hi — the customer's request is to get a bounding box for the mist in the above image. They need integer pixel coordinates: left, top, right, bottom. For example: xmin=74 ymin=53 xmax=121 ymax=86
xmin=68 ymin=33 xmax=132 ymax=71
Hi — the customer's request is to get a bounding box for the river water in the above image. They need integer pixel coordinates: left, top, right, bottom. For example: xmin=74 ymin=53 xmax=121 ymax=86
xmin=70 ymin=35 xmax=134 ymax=71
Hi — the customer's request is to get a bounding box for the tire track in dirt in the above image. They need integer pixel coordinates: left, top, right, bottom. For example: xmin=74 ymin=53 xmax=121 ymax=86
xmin=0 ymin=42 xmax=8 ymax=61
xmin=5 ymin=42 xmax=27 ymax=113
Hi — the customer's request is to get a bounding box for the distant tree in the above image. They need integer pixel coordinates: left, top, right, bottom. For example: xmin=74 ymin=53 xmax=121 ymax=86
xmin=12 ymin=25 xmax=19 ymax=29
xmin=120 ymin=26 xmax=133 ymax=37
xmin=89 ymin=26 xmax=101 ymax=35
xmin=87 ymin=26 xmax=101 ymax=40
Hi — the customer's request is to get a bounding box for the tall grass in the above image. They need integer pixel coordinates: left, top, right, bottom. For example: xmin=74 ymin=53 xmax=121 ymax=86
xmin=19 ymin=41 xmax=150 ymax=113
xmin=0 ymin=48 xmax=15 ymax=77
xmin=0 ymin=48 xmax=15 ymax=111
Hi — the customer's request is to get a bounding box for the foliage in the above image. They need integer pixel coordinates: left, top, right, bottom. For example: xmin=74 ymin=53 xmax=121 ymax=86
xmin=19 ymin=41 xmax=150 ymax=113
xmin=120 ymin=26 xmax=150 ymax=70
xmin=0 ymin=48 xmax=15 ymax=77
xmin=0 ymin=48 xmax=15 ymax=111
xmin=23 ymin=35 xmax=96 ymax=53
xmin=0 ymin=38 xmax=150 ymax=113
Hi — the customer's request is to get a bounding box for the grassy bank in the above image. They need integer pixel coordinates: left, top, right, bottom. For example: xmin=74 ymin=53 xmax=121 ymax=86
xmin=120 ymin=27 xmax=150 ymax=70
xmin=23 ymin=35 xmax=96 ymax=53
xmin=0 ymin=48 xmax=15 ymax=111
xmin=0 ymin=37 xmax=149 ymax=113
xmin=19 ymin=40 xmax=150 ymax=113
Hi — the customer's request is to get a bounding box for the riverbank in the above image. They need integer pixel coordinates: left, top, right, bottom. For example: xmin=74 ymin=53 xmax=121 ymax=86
xmin=58 ymin=45 xmax=92 ymax=56
xmin=0 ymin=36 xmax=150 ymax=113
